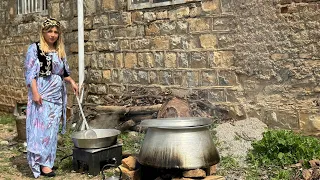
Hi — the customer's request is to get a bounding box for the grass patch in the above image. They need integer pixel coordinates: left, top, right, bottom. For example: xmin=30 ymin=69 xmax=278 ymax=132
xmin=118 ymin=131 xmax=144 ymax=154
xmin=246 ymin=129 xmax=320 ymax=179
xmin=0 ymin=114 xmax=15 ymax=125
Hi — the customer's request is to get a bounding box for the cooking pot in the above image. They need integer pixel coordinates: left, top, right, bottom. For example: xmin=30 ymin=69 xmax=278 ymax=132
xmin=138 ymin=117 xmax=220 ymax=169
xmin=72 ymin=129 xmax=120 ymax=149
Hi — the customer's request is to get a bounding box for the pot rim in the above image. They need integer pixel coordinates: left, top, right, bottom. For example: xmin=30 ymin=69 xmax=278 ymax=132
xmin=140 ymin=117 xmax=213 ymax=128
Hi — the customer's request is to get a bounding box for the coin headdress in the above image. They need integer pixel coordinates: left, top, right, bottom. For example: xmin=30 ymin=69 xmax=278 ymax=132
xmin=42 ymin=18 xmax=60 ymax=28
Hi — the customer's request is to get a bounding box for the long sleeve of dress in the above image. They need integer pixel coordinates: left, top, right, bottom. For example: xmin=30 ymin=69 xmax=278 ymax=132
xmin=24 ymin=43 xmax=39 ymax=87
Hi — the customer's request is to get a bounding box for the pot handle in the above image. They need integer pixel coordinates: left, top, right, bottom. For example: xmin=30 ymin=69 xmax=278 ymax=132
xmin=101 ymin=163 xmax=122 ymax=180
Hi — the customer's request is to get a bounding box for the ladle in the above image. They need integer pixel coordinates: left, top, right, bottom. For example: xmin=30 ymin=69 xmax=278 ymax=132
xmin=76 ymin=95 xmax=97 ymax=139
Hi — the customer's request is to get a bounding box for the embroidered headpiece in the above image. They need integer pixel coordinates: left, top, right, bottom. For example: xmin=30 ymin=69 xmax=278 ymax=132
xmin=42 ymin=18 xmax=60 ymax=28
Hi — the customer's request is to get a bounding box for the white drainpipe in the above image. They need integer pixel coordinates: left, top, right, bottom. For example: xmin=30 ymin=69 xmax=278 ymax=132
xmin=77 ymin=0 xmax=84 ymax=102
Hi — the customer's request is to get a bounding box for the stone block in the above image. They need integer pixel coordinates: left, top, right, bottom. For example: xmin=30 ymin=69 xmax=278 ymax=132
xmin=165 ymin=52 xmax=177 ymax=68
xmin=88 ymin=69 xmax=103 ymax=83
xmin=60 ymin=1 xmax=71 ymax=18
xmin=124 ymin=53 xmax=137 ymax=68
xmin=105 ymin=53 xmax=115 ymax=68
xmin=190 ymin=52 xmax=207 ymax=68
xmin=137 ymin=71 xmax=149 ymax=84
xmin=107 ymin=40 xmax=119 ymax=51
xmin=99 ymin=29 xmax=113 ymax=39
xmin=50 ymin=3 xmax=60 ymax=19
xmin=159 ymin=71 xmax=173 ymax=85
xmin=149 ymin=71 xmax=158 ymax=84
xmin=102 ymin=0 xmax=116 ymax=10
xmin=176 ymin=20 xmax=188 ymax=34
xmin=121 ymin=156 xmax=139 ymax=171
xmin=144 ymin=12 xmax=156 ymax=22
xmin=93 ymin=15 xmax=109 ymax=28
xmin=156 ymin=11 xmax=168 ymax=19
xmin=211 ymin=51 xmax=234 ymax=68
xmin=170 ymin=36 xmax=183 ymax=49
xmin=217 ymin=70 xmax=238 ymax=86
xmin=138 ymin=53 xmax=155 ymax=68
xmin=204 ymin=175 xmax=226 ymax=180
xmin=102 ymin=70 xmax=111 ymax=82
xmin=131 ymin=39 xmax=151 ymax=50
xmin=146 ymin=23 xmax=161 ymax=36
xmin=263 ymin=109 xmax=299 ymax=129
xmin=183 ymin=169 xmax=206 ymax=178
xmin=97 ymin=85 xmax=107 ymax=94
xmin=190 ymin=5 xmax=202 ymax=17
xmin=168 ymin=7 xmax=190 ymax=20
xmin=299 ymin=111 xmax=320 ymax=134
xmin=201 ymin=70 xmax=218 ymax=86
xmin=84 ymin=0 xmax=96 ymax=15
xmin=122 ymin=69 xmax=138 ymax=84
xmin=202 ymin=0 xmax=221 ymax=13
xmin=132 ymin=11 xmax=143 ymax=23
xmin=114 ymin=26 xmax=137 ymax=37
xmin=84 ymin=42 xmax=95 ymax=52
xmin=188 ymin=18 xmax=211 ymax=33
xmin=89 ymin=29 xmax=99 ymax=41
xmin=118 ymin=165 xmax=140 ymax=180
xmin=184 ymin=71 xmax=199 ymax=87
xmin=109 ymin=85 xmax=125 ymax=94
xmin=69 ymin=43 xmax=78 ymax=53
xmin=151 ymin=37 xmax=170 ymax=50
xmin=199 ymin=34 xmax=217 ymax=49
xmin=160 ymin=21 xmax=176 ymax=35
xmin=119 ymin=40 xmax=130 ymax=50
xmin=96 ymin=40 xmax=110 ymax=52
xmin=270 ymin=53 xmax=289 ymax=60
xmin=109 ymin=12 xmax=131 ymax=25
xmin=172 ymin=71 xmax=184 ymax=85
xmin=177 ymin=52 xmax=189 ymax=68
xmin=115 ymin=53 xmax=124 ymax=68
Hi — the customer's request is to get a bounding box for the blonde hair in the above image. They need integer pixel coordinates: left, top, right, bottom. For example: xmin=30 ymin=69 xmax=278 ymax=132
xmin=39 ymin=25 xmax=66 ymax=59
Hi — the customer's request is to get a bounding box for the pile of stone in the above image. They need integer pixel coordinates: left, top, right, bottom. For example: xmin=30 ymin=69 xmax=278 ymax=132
xmin=117 ymin=156 xmax=225 ymax=180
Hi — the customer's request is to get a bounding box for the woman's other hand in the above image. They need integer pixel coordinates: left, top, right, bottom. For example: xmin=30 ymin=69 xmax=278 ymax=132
xmin=31 ymin=79 xmax=42 ymax=105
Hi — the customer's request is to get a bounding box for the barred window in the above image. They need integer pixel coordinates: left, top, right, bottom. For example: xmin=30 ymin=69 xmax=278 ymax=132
xmin=17 ymin=0 xmax=48 ymax=14
xmin=128 ymin=0 xmax=200 ymax=10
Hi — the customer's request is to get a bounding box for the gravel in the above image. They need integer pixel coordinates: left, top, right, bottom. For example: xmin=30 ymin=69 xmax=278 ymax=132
xmin=214 ymin=117 xmax=268 ymax=166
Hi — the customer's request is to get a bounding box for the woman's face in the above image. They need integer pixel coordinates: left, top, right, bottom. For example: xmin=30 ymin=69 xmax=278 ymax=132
xmin=43 ymin=26 xmax=59 ymax=47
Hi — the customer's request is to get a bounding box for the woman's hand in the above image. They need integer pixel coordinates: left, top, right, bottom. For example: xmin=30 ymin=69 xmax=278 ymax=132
xmin=32 ymin=92 xmax=42 ymax=105
xmin=64 ymin=77 xmax=79 ymax=96
xmin=71 ymin=81 xmax=79 ymax=96
xmin=31 ymin=79 xmax=42 ymax=105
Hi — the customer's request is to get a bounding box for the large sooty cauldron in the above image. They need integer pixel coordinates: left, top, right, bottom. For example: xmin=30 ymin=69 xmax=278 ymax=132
xmin=138 ymin=117 xmax=220 ymax=169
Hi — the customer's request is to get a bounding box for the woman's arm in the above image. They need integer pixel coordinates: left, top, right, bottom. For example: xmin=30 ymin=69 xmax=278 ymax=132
xmin=31 ymin=79 xmax=42 ymax=105
xmin=64 ymin=76 xmax=79 ymax=96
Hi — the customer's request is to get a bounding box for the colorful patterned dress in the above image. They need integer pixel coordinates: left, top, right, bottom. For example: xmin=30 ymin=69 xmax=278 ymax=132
xmin=24 ymin=43 xmax=70 ymax=178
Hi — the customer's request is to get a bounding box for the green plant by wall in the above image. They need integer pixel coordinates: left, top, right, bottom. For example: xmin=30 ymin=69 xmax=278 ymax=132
xmin=247 ymin=129 xmax=320 ymax=168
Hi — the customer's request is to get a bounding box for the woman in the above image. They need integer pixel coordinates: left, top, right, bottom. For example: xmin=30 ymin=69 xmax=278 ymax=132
xmin=24 ymin=18 xmax=78 ymax=178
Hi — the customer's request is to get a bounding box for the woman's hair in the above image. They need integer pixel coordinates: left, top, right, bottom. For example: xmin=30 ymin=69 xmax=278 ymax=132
xmin=39 ymin=18 xmax=66 ymax=59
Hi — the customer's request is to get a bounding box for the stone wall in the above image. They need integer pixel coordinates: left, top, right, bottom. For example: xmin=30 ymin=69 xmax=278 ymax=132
xmin=0 ymin=0 xmax=319 ymax=134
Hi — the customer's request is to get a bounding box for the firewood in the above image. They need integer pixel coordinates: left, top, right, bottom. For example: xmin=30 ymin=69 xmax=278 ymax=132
xmin=95 ymin=104 xmax=162 ymax=115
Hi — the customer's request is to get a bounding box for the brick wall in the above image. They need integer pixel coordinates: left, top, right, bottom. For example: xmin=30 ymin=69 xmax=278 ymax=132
xmin=0 ymin=0 xmax=319 ymax=134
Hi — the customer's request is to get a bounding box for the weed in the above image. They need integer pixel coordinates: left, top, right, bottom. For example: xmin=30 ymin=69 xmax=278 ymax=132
xmin=246 ymin=129 xmax=320 ymax=179
xmin=0 ymin=114 xmax=15 ymax=125
xmin=119 ymin=132 xmax=144 ymax=154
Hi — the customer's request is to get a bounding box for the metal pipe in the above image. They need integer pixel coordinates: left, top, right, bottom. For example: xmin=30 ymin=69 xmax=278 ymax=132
xmin=77 ymin=0 xmax=84 ymax=100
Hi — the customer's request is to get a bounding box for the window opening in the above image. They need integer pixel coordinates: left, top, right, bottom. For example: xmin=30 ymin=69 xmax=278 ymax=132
xmin=17 ymin=0 xmax=48 ymax=15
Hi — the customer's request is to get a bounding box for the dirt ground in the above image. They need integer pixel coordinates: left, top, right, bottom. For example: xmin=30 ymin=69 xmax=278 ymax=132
xmin=0 ymin=122 xmax=106 ymax=180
